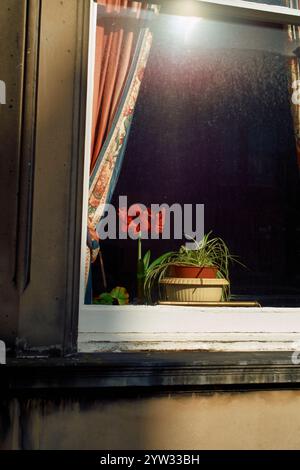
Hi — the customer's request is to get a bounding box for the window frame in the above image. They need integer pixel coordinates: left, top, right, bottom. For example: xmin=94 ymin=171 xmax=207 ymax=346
xmin=79 ymin=0 xmax=300 ymax=353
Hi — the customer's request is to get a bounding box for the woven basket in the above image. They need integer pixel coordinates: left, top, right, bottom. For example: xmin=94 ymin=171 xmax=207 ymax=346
xmin=159 ymin=277 xmax=229 ymax=303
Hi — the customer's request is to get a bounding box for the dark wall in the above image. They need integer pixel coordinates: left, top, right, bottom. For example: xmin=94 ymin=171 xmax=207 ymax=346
xmin=0 ymin=1 xmax=28 ymax=346
xmin=0 ymin=0 xmax=89 ymax=353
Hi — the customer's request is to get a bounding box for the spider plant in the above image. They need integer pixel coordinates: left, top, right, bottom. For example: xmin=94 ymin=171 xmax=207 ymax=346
xmin=144 ymin=232 xmax=242 ymax=303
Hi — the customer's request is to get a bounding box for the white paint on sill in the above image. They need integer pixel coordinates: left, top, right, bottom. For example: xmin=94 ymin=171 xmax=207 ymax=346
xmin=78 ymin=307 xmax=300 ymax=352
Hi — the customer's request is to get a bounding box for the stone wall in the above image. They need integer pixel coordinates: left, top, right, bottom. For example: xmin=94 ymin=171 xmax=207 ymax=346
xmin=1 ymin=390 xmax=300 ymax=450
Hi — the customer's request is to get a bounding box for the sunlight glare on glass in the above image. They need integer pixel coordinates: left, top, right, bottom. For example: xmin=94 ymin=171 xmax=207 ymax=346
xmin=170 ymin=15 xmax=202 ymax=43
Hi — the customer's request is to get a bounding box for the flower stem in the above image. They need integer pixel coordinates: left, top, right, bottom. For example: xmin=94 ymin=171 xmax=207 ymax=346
xmin=138 ymin=235 xmax=142 ymax=261
xmin=137 ymin=234 xmax=144 ymax=303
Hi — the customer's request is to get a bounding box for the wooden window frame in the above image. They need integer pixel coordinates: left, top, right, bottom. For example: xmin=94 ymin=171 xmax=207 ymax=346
xmin=3 ymin=0 xmax=300 ymax=356
xmin=78 ymin=0 xmax=300 ymax=354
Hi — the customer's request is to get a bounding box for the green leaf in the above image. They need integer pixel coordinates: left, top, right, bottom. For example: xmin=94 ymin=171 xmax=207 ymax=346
xmin=143 ymin=250 xmax=151 ymax=272
xmin=147 ymin=251 xmax=175 ymax=271
xmin=110 ymin=286 xmax=129 ymax=305
xmin=93 ymin=293 xmax=114 ymax=305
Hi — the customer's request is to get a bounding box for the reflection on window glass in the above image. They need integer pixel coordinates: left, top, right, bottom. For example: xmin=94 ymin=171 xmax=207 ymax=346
xmin=89 ymin=7 xmax=300 ymax=307
xmin=247 ymin=0 xmax=298 ymax=8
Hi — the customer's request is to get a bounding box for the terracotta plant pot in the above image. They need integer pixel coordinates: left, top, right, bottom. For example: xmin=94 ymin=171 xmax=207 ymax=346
xmin=168 ymin=265 xmax=218 ymax=279
xmin=160 ymin=277 xmax=229 ymax=303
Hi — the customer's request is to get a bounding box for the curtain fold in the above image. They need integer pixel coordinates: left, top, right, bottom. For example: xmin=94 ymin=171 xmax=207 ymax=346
xmin=85 ymin=1 xmax=157 ymax=299
xmin=88 ymin=28 xmax=153 ymax=236
xmin=286 ymin=0 xmax=300 ymax=168
xmin=91 ymin=1 xmax=146 ymax=171
xmin=289 ymin=53 xmax=300 ymax=167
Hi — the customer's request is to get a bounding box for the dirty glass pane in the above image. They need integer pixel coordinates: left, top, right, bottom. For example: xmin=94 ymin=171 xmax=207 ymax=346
xmin=91 ymin=9 xmax=300 ymax=307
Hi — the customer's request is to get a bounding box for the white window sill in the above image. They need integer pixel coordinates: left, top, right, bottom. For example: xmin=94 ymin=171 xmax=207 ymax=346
xmin=78 ymin=306 xmax=300 ymax=353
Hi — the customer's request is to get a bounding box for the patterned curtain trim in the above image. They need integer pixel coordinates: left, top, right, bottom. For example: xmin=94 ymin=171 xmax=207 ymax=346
xmin=88 ymin=28 xmax=152 ymax=235
xmin=285 ymin=1 xmax=300 ymax=167
xmin=84 ymin=27 xmax=153 ymax=288
xmin=289 ymin=57 xmax=300 ymax=166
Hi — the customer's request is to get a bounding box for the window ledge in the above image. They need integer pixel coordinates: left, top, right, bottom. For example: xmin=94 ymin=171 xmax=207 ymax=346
xmin=2 ymin=352 xmax=300 ymax=393
xmin=79 ymin=306 xmax=300 ymax=352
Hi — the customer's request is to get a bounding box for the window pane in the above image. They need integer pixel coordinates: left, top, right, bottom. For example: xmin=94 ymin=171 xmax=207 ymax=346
xmin=247 ymin=0 xmax=299 ymax=9
xmin=91 ymin=10 xmax=300 ymax=307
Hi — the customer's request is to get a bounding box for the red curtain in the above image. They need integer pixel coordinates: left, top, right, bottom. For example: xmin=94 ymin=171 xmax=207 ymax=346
xmin=91 ymin=1 xmax=146 ymax=172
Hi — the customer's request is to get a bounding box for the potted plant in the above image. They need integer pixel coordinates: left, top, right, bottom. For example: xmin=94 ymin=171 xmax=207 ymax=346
xmin=144 ymin=232 xmax=241 ymax=304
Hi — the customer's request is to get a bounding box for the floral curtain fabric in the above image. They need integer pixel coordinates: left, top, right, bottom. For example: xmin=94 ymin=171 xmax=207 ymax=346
xmin=286 ymin=0 xmax=300 ymax=167
xmin=85 ymin=1 xmax=157 ymax=301
xmin=88 ymin=30 xmax=153 ymax=236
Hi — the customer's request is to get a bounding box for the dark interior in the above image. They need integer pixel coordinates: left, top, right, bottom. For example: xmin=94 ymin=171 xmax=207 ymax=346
xmin=93 ymin=14 xmax=300 ymax=306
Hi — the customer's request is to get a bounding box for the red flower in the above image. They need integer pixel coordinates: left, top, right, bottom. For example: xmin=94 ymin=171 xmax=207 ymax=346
xmin=150 ymin=207 xmax=166 ymax=235
xmin=118 ymin=206 xmax=165 ymax=238
xmin=118 ymin=205 xmax=149 ymax=236
xmin=118 ymin=207 xmax=130 ymax=234
xmin=131 ymin=204 xmax=150 ymax=233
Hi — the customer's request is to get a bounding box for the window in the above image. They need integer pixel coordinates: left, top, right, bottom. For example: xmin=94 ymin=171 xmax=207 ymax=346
xmin=79 ymin=0 xmax=300 ymax=353
xmin=248 ymin=0 xmax=296 ymax=8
